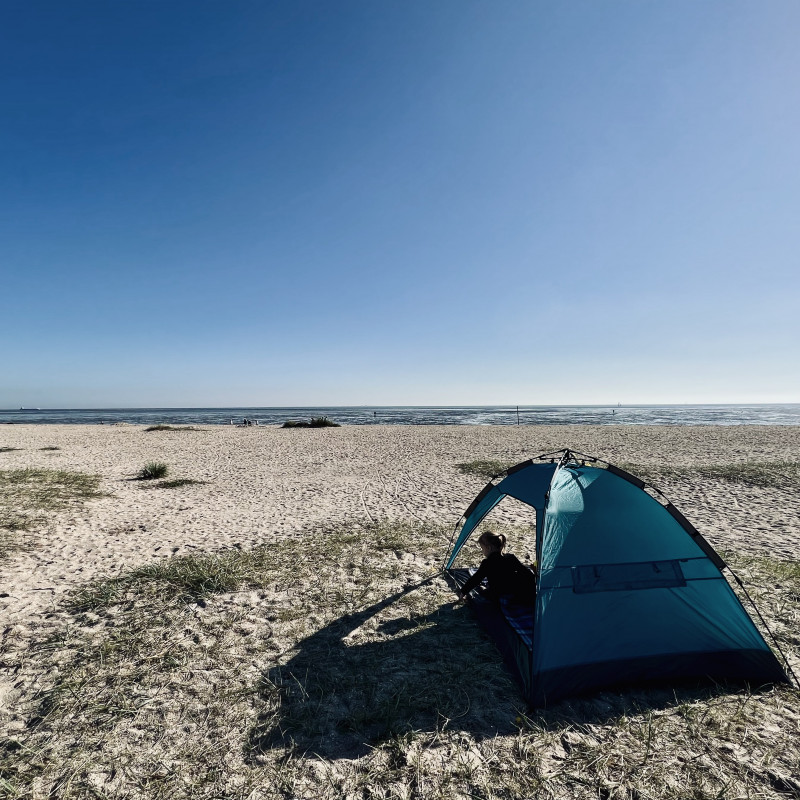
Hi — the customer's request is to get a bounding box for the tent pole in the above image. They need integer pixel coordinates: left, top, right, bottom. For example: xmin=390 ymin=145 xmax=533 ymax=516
xmin=442 ymin=519 xmax=462 ymax=571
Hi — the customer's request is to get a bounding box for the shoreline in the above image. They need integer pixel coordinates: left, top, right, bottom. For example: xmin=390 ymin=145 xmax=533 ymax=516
xmin=3 ymin=401 xmax=800 ymax=428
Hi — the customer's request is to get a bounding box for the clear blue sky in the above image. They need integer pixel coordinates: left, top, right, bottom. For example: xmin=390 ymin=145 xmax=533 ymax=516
xmin=2 ymin=1 xmax=798 ymax=407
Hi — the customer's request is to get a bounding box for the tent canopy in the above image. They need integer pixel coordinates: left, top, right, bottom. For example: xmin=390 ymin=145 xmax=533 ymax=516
xmin=445 ymin=449 xmax=788 ymax=707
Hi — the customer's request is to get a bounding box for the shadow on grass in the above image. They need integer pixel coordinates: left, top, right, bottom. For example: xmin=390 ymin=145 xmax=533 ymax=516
xmin=527 ymin=679 xmax=782 ymax=734
xmin=247 ymin=581 xmax=519 ymax=759
xmin=248 ymin=573 xmax=794 ymax=761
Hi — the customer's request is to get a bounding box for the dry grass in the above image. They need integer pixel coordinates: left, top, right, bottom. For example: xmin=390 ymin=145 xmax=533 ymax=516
xmin=721 ymin=553 xmax=800 ymax=665
xmin=619 ymin=460 xmax=800 ymax=490
xmin=457 ymin=458 xmax=800 ymax=490
xmin=2 ymin=519 xmax=798 ymax=800
xmin=143 ymin=425 xmax=200 ymax=432
xmin=0 ymin=468 xmax=106 ymax=558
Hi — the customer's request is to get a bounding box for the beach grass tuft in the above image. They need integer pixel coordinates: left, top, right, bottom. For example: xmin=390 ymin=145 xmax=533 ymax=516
xmin=39 ymin=446 xmax=61 ymax=451
xmin=4 ymin=518 xmax=798 ymax=800
xmin=281 ymin=416 xmax=341 ymax=428
xmin=136 ymin=461 xmax=169 ymax=480
xmin=0 ymin=446 xmax=22 ymax=453
xmin=310 ymin=415 xmax=340 ymax=427
xmin=144 ymin=425 xmax=198 ymax=432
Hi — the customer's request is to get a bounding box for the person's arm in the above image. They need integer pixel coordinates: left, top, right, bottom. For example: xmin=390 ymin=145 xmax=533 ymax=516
xmin=458 ymin=559 xmax=489 ymax=599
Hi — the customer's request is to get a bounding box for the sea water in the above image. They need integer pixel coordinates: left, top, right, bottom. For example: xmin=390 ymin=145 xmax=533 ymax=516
xmin=2 ymin=405 xmax=800 ymax=426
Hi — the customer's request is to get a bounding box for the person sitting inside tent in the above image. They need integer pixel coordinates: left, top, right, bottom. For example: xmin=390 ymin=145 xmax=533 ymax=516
xmin=456 ymin=531 xmax=536 ymax=605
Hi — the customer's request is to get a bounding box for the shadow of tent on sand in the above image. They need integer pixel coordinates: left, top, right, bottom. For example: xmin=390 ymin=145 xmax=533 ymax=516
xmin=245 ymin=581 xmax=763 ymax=761
xmin=246 ymin=582 xmax=521 ymax=760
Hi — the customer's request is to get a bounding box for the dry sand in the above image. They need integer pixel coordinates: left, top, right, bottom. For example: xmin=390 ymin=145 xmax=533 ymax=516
xmin=2 ymin=424 xmax=798 ymax=666
xmin=2 ymin=423 xmax=799 ymax=618
xmin=1 ymin=423 xmax=799 ymax=796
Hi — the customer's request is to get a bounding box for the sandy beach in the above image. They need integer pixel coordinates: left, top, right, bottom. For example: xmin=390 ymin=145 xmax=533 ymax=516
xmin=2 ymin=423 xmax=799 ymax=609
xmin=2 ymin=423 xmax=799 ymax=798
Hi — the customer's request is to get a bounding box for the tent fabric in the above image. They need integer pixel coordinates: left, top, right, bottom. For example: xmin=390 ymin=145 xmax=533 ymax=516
xmin=494 ymin=461 xmax=559 ymax=509
xmin=444 ymin=485 xmax=505 ymax=570
xmin=445 ymin=462 xmax=557 ymax=570
xmin=446 ymin=453 xmax=788 ymax=707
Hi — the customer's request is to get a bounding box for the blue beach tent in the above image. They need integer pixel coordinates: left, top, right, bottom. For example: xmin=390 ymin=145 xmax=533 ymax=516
xmin=445 ymin=449 xmax=789 ymax=707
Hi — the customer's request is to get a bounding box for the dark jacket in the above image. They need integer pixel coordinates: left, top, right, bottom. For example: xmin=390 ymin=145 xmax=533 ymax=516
xmin=460 ymin=551 xmax=536 ymax=603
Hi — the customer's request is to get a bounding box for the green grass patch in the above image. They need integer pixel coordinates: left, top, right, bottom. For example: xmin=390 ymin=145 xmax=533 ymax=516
xmin=455 ymin=459 xmax=515 ymax=479
xmin=0 ymin=468 xmax=106 ymax=558
xmin=66 ymin=521 xmax=444 ymax=612
xmin=136 ymin=461 xmax=169 ymax=480
xmin=4 ymin=522 xmax=799 ymax=800
xmin=722 ymin=552 xmax=800 ymax=654
xmin=281 ymin=416 xmax=341 ymax=428
xmin=67 ymin=545 xmax=280 ymax=610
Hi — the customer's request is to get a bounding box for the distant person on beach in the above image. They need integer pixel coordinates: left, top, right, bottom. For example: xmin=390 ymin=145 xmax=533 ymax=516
xmin=456 ymin=531 xmax=536 ymax=605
